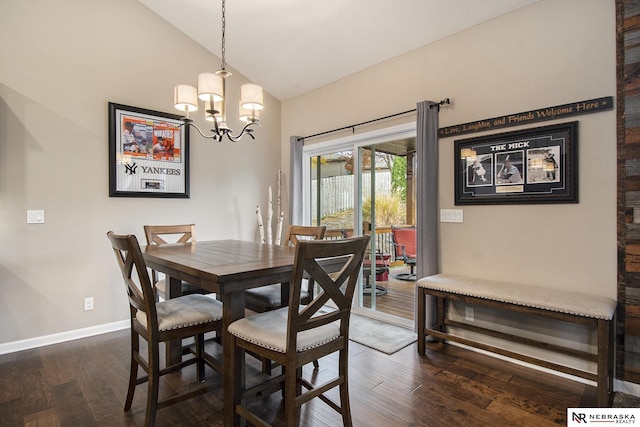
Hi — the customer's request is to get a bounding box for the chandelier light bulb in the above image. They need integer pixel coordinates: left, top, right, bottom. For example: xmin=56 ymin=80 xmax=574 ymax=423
xmin=198 ymin=72 xmax=223 ymax=102
xmin=240 ymin=83 xmax=264 ymax=110
xmin=174 ymin=84 xmax=198 ymax=113
xmin=205 ymin=99 xmax=224 ymax=123
xmin=239 ymin=101 xmax=260 ymax=123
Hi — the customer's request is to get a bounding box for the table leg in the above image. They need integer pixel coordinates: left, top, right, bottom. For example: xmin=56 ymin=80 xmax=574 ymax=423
xmin=224 ymin=290 xmax=246 ymax=427
xmin=166 ymin=276 xmax=183 ymax=366
xmin=280 ymin=281 xmax=290 ymax=306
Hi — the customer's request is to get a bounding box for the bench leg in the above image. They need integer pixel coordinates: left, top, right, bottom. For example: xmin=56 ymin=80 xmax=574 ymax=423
xmin=597 ymin=318 xmax=613 ymax=407
xmin=417 ymin=288 xmax=426 ymax=354
xmin=418 ymin=291 xmax=448 ymax=355
xmin=608 ymin=317 xmax=615 ymax=399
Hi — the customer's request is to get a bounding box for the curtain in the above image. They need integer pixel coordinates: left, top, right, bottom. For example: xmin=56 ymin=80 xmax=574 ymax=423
xmin=415 ymin=100 xmax=439 ymax=329
xmin=289 ymin=136 xmax=304 ymax=226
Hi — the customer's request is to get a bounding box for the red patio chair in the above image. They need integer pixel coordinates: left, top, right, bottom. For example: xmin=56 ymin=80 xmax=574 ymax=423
xmin=391 ymin=226 xmax=417 ymax=281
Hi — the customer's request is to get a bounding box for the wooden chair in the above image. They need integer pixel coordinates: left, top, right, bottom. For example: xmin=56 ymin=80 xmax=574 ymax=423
xmin=391 ymin=226 xmax=417 ymax=281
xmin=244 ymin=225 xmax=327 ymax=312
xmin=245 ymin=225 xmax=326 ymax=373
xmin=343 ymin=221 xmax=389 ymax=295
xmin=107 ymin=231 xmax=223 ymax=427
xmin=143 ymin=224 xmax=207 ymax=298
xmin=228 ymin=235 xmax=370 ymax=426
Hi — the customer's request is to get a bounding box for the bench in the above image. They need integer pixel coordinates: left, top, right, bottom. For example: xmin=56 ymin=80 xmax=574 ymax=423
xmin=416 ymin=274 xmax=617 ymax=407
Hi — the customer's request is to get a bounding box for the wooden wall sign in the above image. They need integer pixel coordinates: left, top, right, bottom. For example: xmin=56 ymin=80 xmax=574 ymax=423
xmin=438 ymin=96 xmax=613 ymax=138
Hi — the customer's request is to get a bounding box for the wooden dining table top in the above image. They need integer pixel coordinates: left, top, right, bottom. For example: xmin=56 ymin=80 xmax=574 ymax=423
xmin=143 ymin=239 xmax=297 ymax=293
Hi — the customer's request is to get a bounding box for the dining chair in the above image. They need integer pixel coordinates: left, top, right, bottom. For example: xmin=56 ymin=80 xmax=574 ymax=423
xmin=244 ymin=225 xmax=327 ymax=312
xmin=228 ymin=235 xmax=370 ymax=426
xmin=107 ymin=231 xmax=223 ymax=427
xmin=341 ymin=222 xmax=389 ymax=295
xmin=143 ymin=224 xmax=207 ymax=299
xmin=244 ymin=225 xmax=326 ymax=373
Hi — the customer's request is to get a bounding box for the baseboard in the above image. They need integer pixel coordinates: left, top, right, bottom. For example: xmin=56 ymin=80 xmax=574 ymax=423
xmin=614 ymin=379 xmax=640 ymax=397
xmin=0 ymin=320 xmax=129 ymax=355
xmin=449 ymin=342 xmax=640 ymax=398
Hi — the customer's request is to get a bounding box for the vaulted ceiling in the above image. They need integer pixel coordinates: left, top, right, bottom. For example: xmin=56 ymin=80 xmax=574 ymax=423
xmin=137 ymin=0 xmax=539 ymax=101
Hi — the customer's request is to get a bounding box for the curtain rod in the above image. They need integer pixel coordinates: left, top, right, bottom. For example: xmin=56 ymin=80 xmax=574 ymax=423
xmin=300 ymin=98 xmax=450 ymax=141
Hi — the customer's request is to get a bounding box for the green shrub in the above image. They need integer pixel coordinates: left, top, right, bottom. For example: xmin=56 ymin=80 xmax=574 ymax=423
xmin=363 ymin=192 xmax=406 ymax=226
xmin=391 ymin=156 xmax=407 ymax=201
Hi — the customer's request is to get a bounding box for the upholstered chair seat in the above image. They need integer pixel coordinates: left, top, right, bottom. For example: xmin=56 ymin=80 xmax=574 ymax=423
xmin=135 ymin=294 xmax=222 ymax=331
xmin=229 ymin=305 xmax=338 ymax=353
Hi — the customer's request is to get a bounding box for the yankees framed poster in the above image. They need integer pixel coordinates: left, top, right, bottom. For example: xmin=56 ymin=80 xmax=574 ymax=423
xmin=108 ymin=102 xmax=189 ymax=198
xmin=454 ymin=121 xmax=577 ymax=205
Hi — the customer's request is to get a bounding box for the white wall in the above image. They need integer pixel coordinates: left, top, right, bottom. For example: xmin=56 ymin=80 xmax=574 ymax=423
xmin=0 ymin=0 xmax=281 ymax=345
xmin=282 ymin=0 xmax=616 ymax=299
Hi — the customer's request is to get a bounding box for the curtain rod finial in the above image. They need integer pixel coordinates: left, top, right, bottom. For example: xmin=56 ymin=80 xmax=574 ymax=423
xmin=430 ymin=98 xmax=451 ymax=111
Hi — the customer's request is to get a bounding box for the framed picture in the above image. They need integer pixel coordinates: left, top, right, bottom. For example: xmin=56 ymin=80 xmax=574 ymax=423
xmin=454 ymin=121 xmax=578 ymax=205
xmin=108 ymin=102 xmax=189 ymax=198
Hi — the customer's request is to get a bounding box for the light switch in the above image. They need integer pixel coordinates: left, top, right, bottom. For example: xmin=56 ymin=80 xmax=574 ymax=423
xmin=440 ymin=209 xmax=463 ymax=223
xmin=27 ymin=210 xmax=45 ymax=224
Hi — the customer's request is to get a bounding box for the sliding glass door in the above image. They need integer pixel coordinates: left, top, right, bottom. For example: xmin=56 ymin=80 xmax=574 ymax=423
xmin=310 ymin=149 xmax=356 ymax=234
xmin=359 ymin=145 xmax=412 ymax=312
xmin=303 ymin=124 xmax=416 ymax=323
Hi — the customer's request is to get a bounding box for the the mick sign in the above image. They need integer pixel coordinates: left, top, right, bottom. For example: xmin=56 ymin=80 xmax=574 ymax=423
xmin=439 ymin=96 xmax=612 ymax=138
xmin=454 ymin=121 xmax=578 ymax=205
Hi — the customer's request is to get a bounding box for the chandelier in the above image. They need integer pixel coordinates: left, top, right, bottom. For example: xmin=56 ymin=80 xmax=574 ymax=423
xmin=173 ymin=0 xmax=263 ymax=142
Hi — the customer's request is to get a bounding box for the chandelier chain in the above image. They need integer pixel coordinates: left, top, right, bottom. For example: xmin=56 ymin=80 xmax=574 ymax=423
xmin=221 ymin=0 xmax=226 ymax=70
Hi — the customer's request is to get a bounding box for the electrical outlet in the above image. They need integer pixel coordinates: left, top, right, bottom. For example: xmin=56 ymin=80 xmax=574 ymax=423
xmin=26 ymin=210 xmax=45 ymax=224
xmin=465 ymin=307 xmax=474 ymax=321
xmin=84 ymin=297 xmax=94 ymax=311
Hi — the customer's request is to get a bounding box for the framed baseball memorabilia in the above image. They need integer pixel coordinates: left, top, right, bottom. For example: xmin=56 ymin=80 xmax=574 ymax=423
xmin=108 ymin=102 xmax=189 ymax=198
xmin=454 ymin=122 xmax=578 ymax=205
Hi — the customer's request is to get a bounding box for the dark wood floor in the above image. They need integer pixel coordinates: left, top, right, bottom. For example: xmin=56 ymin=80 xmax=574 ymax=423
xmin=0 ymin=326 xmax=597 ymax=426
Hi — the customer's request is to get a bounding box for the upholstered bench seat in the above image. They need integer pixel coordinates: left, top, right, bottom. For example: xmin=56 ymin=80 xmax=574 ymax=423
xmin=417 ymin=274 xmax=616 ymax=320
xmin=416 ymin=273 xmax=616 ymax=408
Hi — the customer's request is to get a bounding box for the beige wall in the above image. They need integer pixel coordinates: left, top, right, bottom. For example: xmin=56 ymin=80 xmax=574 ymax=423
xmin=0 ymin=0 xmax=281 ymax=345
xmin=281 ymin=0 xmax=616 ymax=299
xmin=0 ymin=0 xmax=616 ymax=354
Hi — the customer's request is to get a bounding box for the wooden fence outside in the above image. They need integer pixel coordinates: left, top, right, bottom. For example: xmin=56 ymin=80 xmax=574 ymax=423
xmin=311 ymin=170 xmax=392 ymax=219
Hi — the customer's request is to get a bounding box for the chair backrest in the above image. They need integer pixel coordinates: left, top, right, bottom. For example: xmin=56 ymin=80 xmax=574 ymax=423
xmin=284 ymin=225 xmax=326 ymax=247
xmin=391 ymin=226 xmax=417 ymax=259
xmin=340 ymin=222 xmax=378 ymax=260
xmin=107 ymin=231 xmax=158 ymax=329
xmin=323 ymin=229 xmax=345 ymax=240
xmin=286 ymin=236 xmax=370 ymax=352
xmin=144 ymin=224 xmax=196 ymax=246
xmin=143 ymin=224 xmax=196 ymax=285
xmin=340 ymin=222 xmax=370 ymax=239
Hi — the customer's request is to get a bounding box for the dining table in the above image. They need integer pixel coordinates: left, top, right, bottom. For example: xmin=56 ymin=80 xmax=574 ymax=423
xmin=142 ymin=239 xmax=297 ymax=426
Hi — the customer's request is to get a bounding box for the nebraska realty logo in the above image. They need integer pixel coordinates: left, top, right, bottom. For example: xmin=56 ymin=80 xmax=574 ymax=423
xmin=568 ymin=408 xmax=639 ymax=425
